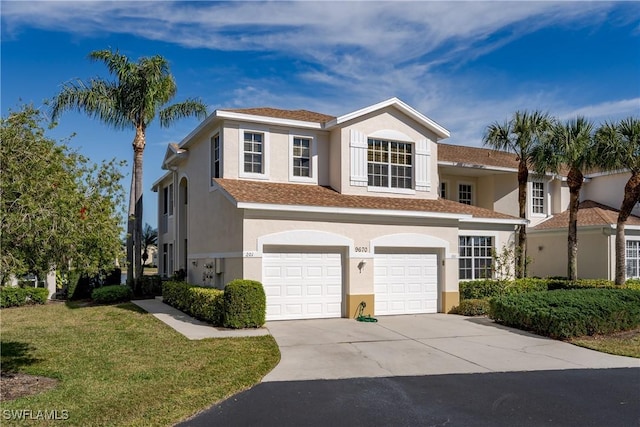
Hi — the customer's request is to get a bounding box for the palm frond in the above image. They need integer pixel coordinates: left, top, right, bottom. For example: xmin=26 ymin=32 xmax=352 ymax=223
xmin=159 ymin=99 xmax=208 ymax=127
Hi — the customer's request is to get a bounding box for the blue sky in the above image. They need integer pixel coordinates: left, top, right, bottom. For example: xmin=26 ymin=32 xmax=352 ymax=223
xmin=2 ymin=1 xmax=639 ymax=229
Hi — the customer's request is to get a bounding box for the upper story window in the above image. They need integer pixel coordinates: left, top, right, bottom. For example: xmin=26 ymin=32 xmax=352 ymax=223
xmin=211 ymin=133 xmax=220 ymax=182
xmin=532 ymin=181 xmax=545 ymax=214
xmin=292 ymin=137 xmax=311 ymax=177
xmin=440 ymin=181 xmax=448 ymax=199
xmin=243 ymin=131 xmax=264 ymax=174
xmin=367 ymin=138 xmax=412 ymax=189
xmin=163 ymin=183 xmax=174 ymax=216
xmin=458 ymin=183 xmax=472 ymax=205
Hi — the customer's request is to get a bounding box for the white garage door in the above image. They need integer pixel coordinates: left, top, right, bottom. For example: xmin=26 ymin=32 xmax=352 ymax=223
xmin=374 ymin=253 xmax=438 ymax=315
xmin=262 ymin=252 xmax=342 ymax=320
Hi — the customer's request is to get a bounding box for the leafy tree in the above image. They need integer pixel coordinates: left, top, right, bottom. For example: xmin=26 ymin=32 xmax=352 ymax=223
xmin=532 ymin=116 xmax=595 ymax=280
xmin=594 ymin=117 xmax=640 ymax=285
xmin=483 ymin=111 xmax=552 ymax=278
xmin=141 ymin=223 xmax=158 ymax=271
xmin=0 ymin=105 xmax=125 ymax=284
xmin=50 ymin=49 xmax=207 ymax=285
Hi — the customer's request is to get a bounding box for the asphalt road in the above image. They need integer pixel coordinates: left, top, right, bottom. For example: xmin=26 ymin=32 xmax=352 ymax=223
xmin=178 ymin=368 xmax=640 ymax=427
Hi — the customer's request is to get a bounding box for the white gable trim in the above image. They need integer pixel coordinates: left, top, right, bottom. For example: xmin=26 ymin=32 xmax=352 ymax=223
xmin=326 ymin=98 xmax=450 ymax=139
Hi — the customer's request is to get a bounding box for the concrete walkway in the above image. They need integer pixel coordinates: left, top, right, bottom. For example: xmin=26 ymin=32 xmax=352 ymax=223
xmin=263 ymin=314 xmax=640 ymax=382
xmin=132 ymin=297 xmax=269 ymax=339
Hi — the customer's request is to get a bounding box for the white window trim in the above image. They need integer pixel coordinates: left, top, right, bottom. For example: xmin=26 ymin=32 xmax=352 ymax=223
xmin=457 ymin=181 xmax=474 ymax=205
xmin=457 ymin=231 xmax=501 ymax=281
xmin=168 ymin=183 xmax=174 ymax=217
xmin=288 ymin=131 xmax=318 ymax=184
xmin=209 ymin=127 xmax=221 ymax=189
xmin=366 ymin=138 xmax=415 ymax=192
xmin=238 ymin=125 xmax=270 ymax=180
xmin=625 ymin=237 xmax=640 ymax=279
xmin=529 ymin=179 xmax=549 ymax=218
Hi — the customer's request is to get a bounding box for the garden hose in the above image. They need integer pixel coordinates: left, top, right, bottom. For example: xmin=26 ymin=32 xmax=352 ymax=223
xmin=355 ymin=301 xmax=378 ymax=322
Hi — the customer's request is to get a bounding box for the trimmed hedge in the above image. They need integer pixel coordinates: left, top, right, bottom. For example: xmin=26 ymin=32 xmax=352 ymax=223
xmin=162 ymin=281 xmax=224 ymax=325
xmin=223 ymin=279 xmax=266 ymax=329
xmin=489 ymin=288 xmax=640 ymax=339
xmin=449 ymin=298 xmax=490 ymax=316
xmin=91 ymin=285 xmax=133 ymax=304
xmin=0 ymin=287 xmax=49 ymax=308
xmin=459 ymin=278 xmax=548 ymax=300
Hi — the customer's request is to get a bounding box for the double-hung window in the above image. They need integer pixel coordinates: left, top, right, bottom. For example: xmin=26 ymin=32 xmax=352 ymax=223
xmin=458 ymin=184 xmax=472 ymax=205
xmin=292 ymin=137 xmax=311 ymax=177
xmin=440 ymin=181 xmax=448 ymax=199
xmin=367 ymin=138 xmax=412 ymax=189
xmin=459 ymin=236 xmax=493 ymax=280
xmin=532 ymin=181 xmax=545 ymax=214
xmin=211 ymin=133 xmax=220 ymax=182
xmin=626 ymin=240 xmax=640 ymax=279
xmin=244 ymin=131 xmax=263 ymax=174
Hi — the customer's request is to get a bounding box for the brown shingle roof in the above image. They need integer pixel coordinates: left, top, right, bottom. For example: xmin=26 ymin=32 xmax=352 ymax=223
xmin=215 ymin=179 xmax=520 ymax=220
xmin=438 ymin=143 xmax=520 ymax=170
xmin=533 ymin=200 xmax=640 ymax=230
xmin=222 ymin=107 xmax=335 ymax=124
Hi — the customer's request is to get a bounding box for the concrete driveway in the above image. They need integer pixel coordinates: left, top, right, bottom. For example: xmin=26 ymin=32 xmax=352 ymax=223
xmin=263 ymin=314 xmax=639 ymax=382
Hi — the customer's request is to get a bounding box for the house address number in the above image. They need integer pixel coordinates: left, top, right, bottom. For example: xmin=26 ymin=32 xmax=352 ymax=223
xmin=355 ymin=246 xmax=368 ymax=253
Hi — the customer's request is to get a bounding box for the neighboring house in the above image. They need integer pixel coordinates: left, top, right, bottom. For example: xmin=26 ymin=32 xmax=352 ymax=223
xmin=152 ymin=98 xmax=524 ymax=320
xmin=436 ymin=145 xmax=640 ymax=281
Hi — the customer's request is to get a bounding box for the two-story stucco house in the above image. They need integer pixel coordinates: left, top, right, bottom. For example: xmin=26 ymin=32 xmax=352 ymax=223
xmin=152 ymin=98 xmax=525 ymax=320
xmin=435 ymin=144 xmax=640 ymax=280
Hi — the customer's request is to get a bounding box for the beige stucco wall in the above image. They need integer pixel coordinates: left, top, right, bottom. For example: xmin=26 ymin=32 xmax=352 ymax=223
xmin=220 ymin=121 xmax=330 ymax=185
xmin=334 ymin=107 xmax=441 ymax=199
xmin=528 ymin=229 xmax=611 ymax=279
xmin=583 ymin=171 xmax=640 ymax=216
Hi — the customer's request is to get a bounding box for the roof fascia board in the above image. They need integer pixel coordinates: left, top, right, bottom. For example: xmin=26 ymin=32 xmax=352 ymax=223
xmin=151 ymin=171 xmax=172 ymax=191
xmin=437 ymin=161 xmax=518 ymax=173
xmin=325 ymin=97 xmax=450 ymax=139
xmin=585 ymin=168 xmax=630 ymax=178
xmin=216 ymin=110 xmax=324 ymax=130
xmin=236 ymin=201 xmax=475 ymax=220
xmin=460 ymin=217 xmax=527 ymax=225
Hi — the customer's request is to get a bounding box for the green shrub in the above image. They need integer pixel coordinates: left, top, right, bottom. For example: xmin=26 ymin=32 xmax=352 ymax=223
xmin=489 ymin=289 xmax=640 ymax=339
xmin=223 ymin=279 xmax=266 ymax=329
xmin=190 ymin=287 xmax=225 ymax=325
xmin=136 ymin=275 xmax=162 ymax=297
xmin=459 ymin=278 xmax=548 ymax=300
xmin=162 ymin=281 xmax=224 ymax=325
xmin=0 ymin=287 xmax=49 ymax=308
xmin=625 ymin=279 xmax=640 ymax=291
xmin=449 ymin=298 xmax=490 ymax=316
xmin=546 ymin=278 xmax=616 ymax=290
xmin=91 ymin=285 xmax=133 ymax=304
xmin=27 ymin=287 xmax=49 ymax=304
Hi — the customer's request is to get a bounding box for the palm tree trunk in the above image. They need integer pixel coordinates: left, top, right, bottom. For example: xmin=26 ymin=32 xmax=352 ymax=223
xmin=615 ymin=172 xmax=640 ymax=285
xmin=133 ymin=127 xmax=146 ymax=290
xmin=567 ymin=168 xmax=583 ymax=281
xmin=126 ymin=164 xmax=135 ymax=287
xmin=517 ymin=162 xmax=528 ymax=278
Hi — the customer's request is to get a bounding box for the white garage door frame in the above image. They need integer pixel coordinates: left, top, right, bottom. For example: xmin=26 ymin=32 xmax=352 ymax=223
xmin=262 ymin=246 xmax=346 ymax=321
xmin=373 ymin=247 xmax=442 ymax=316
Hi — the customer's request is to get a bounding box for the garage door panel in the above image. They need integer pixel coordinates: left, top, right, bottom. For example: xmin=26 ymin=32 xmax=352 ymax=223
xmin=263 ymin=252 xmax=343 ymax=320
xmin=375 ymin=253 xmax=438 ymax=315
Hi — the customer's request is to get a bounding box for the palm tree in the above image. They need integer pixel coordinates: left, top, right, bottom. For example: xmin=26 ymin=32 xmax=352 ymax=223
xmin=594 ymin=117 xmax=640 ymax=285
xmin=50 ymin=49 xmax=207 ymax=285
xmin=532 ymin=117 xmax=595 ymax=280
xmin=141 ymin=223 xmax=158 ymax=273
xmin=483 ymin=111 xmax=552 ymax=278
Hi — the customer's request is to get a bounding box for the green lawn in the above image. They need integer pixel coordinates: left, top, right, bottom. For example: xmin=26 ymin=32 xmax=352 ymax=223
xmin=570 ymin=327 xmax=640 ymax=358
xmin=0 ymin=302 xmax=280 ymax=426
